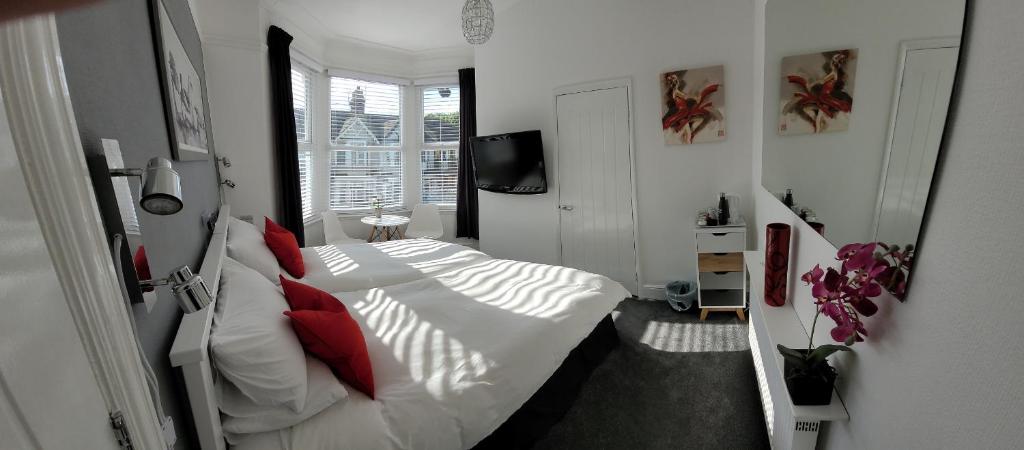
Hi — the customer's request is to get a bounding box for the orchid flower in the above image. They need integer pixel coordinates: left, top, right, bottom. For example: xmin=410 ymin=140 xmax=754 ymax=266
xmin=799 ymin=242 xmax=910 ymax=349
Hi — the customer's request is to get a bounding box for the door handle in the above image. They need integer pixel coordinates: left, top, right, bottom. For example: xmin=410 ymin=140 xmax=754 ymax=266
xmin=558 ymin=205 xmax=575 ymax=211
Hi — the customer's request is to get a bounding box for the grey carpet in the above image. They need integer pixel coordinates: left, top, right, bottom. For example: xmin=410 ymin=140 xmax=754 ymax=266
xmin=533 ymin=299 xmax=771 ymax=450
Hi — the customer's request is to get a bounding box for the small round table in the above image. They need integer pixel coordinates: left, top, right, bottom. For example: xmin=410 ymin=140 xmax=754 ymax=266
xmin=360 ymin=214 xmax=410 ymax=242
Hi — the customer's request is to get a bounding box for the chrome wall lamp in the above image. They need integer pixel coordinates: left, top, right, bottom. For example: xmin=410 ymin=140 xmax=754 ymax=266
xmin=109 ymin=157 xmax=183 ymax=215
xmin=109 ymin=156 xmax=212 ymax=313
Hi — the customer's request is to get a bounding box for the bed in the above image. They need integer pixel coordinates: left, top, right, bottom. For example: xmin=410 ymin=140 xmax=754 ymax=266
xmin=170 ymin=206 xmax=628 ymax=449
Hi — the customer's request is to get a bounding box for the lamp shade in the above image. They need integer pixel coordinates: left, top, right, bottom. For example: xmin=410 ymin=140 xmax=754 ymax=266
xmin=462 ymin=0 xmax=494 ymax=45
xmin=140 ymin=157 xmax=183 ymax=215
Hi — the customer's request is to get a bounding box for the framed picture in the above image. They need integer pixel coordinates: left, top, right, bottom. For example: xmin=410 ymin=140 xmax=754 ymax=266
xmin=151 ymin=0 xmax=210 ymax=160
xmin=660 ymin=65 xmax=726 ymax=145
xmin=779 ymin=49 xmax=858 ymax=135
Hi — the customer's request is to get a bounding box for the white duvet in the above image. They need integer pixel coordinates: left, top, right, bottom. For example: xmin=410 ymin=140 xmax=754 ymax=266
xmin=232 ymin=258 xmax=629 ymax=450
xmin=290 ymin=239 xmax=491 ymax=293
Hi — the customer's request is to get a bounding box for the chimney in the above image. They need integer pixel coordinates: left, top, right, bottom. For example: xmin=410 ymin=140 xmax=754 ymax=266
xmin=350 ymin=86 xmax=366 ymax=114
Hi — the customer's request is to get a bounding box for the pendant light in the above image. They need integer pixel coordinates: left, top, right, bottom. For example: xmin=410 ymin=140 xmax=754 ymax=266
xmin=462 ymin=0 xmax=494 ymax=45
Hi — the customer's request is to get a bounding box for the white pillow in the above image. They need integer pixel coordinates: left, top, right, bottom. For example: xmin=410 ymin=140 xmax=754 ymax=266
xmin=211 ymin=257 xmax=307 ymax=412
xmin=226 ymin=217 xmax=281 ymax=284
xmin=220 ymin=356 xmax=347 ymax=436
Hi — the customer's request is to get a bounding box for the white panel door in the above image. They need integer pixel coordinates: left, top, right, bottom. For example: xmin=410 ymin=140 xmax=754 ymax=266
xmin=556 ymin=86 xmax=638 ymax=294
xmin=0 ymin=92 xmax=120 ymax=448
xmin=875 ymin=45 xmax=959 ymax=246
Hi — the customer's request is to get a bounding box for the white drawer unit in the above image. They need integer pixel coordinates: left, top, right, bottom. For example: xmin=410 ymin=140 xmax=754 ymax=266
xmin=699 ymin=271 xmax=744 ymax=290
xmin=696 ymin=231 xmax=747 ymax=253
xmin=694 ymin=219 xmax=747 ymax=320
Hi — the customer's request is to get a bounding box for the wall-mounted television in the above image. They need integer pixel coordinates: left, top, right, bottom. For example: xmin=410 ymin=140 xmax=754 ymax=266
xmin=470 ymin=130 xmax=548 ymax=194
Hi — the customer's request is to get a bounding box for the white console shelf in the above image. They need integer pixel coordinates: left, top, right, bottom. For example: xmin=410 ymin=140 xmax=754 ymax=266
xmin=744 ymin=250 xmax=848 ymax=450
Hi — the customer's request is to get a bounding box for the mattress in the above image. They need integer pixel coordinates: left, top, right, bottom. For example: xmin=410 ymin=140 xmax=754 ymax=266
xmin=232 ymin=258 xmax=629 ymax=450
xmin=289 ymin=239 xmax=491 ymax=293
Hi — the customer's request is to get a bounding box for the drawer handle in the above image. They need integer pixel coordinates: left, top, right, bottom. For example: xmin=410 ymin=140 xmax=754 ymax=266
xmin=712 ymin=232 xmax=728 ymax=236
xmin=714 ymin=271 xmax=729 ymax=275
xmin=714 ymin=252 xmax=728 ymax=256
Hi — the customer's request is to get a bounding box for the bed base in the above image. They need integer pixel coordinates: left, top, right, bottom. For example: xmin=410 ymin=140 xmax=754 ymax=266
xmin=473 ymin=314 xmax=620 ymax=450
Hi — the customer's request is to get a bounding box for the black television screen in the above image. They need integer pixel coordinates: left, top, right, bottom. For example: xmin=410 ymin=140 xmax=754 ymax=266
xmin=470 ymin=130 xmax=548 ymax=194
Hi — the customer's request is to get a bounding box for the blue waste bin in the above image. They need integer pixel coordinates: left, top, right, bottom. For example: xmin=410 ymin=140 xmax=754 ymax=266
xmin=665 ymin=280 xmax=698 ymax=312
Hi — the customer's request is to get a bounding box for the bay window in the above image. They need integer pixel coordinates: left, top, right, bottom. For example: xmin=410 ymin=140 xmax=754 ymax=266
xmin=294 ymin=70 xmax=461 ymax=219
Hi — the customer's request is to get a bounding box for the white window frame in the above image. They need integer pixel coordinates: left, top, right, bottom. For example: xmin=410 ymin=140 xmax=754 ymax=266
xmin=418 ymin=84 xmax=461 ymax=209
xmin=326 ymin=76 xmax=406 ymax=213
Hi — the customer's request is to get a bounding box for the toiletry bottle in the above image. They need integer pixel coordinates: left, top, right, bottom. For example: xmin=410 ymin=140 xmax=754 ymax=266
xmin=783 ymin=189 xmax=794 ymax=208
xmin=718 ymin=192 xmax=731 ymax=225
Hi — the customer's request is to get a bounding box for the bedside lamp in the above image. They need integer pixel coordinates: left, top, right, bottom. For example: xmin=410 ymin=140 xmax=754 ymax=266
xmin=140 ymin=265 xmax=213 ymax=313
xmin=109 ymin=156 xmax=183 ymax=215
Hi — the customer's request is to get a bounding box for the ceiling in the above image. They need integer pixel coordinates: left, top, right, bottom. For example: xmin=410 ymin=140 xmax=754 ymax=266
xmin=277 ymin=0 xmax=518 ymax=52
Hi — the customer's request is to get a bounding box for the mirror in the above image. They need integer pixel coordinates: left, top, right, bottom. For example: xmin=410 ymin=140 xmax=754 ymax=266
xmin=762 ymin=0 xmax=967 ymax=298
xmin=102 ymin=139 xmax=155 ymax=305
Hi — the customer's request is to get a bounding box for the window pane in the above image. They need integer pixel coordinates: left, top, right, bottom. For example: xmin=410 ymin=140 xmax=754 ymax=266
xmin=421 ymin=86 xmax=459 ymax=206
xmin=330 ymin=78 xmax=401 ymax=147
xmin=422 ymin=86 xmax=460 ymax=143
xmin=291 ymin=68 xmax=311 ymax=144
xmin=292 ymin=65 xmax=313 ymax=220
xmin=298 ymin=149 xmax=313 ymax=219
xmin=329 ymin=149 xmax=403 ymax=210
xmin=420 ymin=147 xmax=459 ymax=205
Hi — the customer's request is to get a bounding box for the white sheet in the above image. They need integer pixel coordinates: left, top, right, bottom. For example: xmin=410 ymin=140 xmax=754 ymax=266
xmin=290 ymin=239 xmax=491 ymax=293
xmin=234 ymin=258 xmax=629 ymax=450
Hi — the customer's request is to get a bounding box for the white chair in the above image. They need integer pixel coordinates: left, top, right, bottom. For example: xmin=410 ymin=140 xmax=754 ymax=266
xmin=405 ymin=204 xmax=444 ymax=240
xmin=321 ymin=211 xmax=365 ymax=245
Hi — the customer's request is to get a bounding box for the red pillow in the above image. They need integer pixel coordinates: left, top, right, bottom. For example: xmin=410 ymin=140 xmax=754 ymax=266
xmin=264 ymin=217 xmax=305 ymax=278
xmin=284 ymin=309 xmax=375 ymax=399
xmin=133 ymin=246 xmax=154 ymax=292
xmin=280 ymin=276 xmax=345 ymax=313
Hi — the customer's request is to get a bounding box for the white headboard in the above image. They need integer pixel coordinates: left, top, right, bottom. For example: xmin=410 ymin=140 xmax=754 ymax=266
xmin=169 ymin=204 xmax=229 ymax=450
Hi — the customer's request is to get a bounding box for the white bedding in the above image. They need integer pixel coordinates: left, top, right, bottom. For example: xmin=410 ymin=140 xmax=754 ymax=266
xmin=233 ymin=258 xmax=629 ymax=450
xmin=289 ymin=239 xmax=491 ymax=293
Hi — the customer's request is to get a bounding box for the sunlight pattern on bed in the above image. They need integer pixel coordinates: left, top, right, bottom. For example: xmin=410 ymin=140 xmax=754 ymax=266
xmin=374 ymin=239 xmax=452 ymax=258
xmin=298 ymin=240 xmax=491 ymax=293
xmin=313 ymin=244 xmax=359 ymax=275
xmin=353 ymin=288 xmax=494 ymax=397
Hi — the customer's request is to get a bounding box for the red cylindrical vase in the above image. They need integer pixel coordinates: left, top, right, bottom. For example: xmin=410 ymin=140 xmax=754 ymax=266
xmin=764 ymin=223 xmax=791 ymax=307
xmin=808 ymin=222 xmax=825 ymax=236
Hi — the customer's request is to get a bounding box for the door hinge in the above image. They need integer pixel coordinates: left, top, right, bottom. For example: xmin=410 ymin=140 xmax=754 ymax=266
xmin=110 ymin=410 xmax=135 ymax=450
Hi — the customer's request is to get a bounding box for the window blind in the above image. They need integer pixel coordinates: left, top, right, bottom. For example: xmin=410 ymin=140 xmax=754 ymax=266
xmin=329 ymin=77 xmax=403 ymax=210
xmin=420 ymin=85 xmax=460 ymax=206
xmin=291 ymin=65 xmax=314 ymax=220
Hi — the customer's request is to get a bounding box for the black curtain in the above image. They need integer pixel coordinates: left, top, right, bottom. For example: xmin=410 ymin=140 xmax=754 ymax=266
xmin=456 ymin=68 xmax=479 ymax=239
xmin=267 ymin=25 xmax=305 ymax=246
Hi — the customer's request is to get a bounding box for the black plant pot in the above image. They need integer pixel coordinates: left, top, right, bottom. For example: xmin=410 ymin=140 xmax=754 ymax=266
xmin=783 ymin=352 xmax=837 ymax=406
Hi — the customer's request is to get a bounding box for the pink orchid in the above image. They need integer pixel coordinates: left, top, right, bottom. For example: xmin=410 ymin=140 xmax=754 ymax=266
xmin=800 ymin=242 xmax=910 ymax=347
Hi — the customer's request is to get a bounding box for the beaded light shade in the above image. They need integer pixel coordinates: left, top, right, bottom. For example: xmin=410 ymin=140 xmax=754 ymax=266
xmin=462 ymin=0 xmax=494 ymax=45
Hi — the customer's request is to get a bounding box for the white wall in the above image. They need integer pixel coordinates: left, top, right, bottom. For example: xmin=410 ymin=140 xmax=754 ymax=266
xmin=200 ymin=0 xmax=276 ymax=222
xmin=762 ymin=0 xmax=963 ymax=246
xmin=754 ymin=0 xmax=1024 ymax=447
xmin=475 ymin=0 xmax=756 ymax=296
